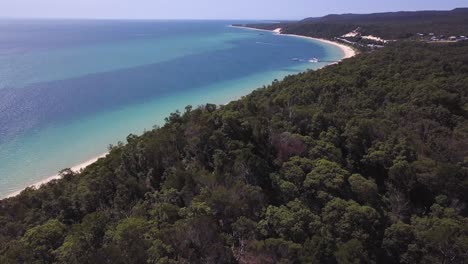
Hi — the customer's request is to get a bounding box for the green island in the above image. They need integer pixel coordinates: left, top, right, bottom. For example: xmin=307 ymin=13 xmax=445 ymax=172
xmin=1 ymin=11 xmax=468 ymax=264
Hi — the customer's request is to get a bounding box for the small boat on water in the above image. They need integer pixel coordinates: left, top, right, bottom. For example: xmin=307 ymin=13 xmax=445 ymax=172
xmin=292 ymin=57 xmax=319 ymax=63
xmin=309 ymin=57 xmax=319 ymax=63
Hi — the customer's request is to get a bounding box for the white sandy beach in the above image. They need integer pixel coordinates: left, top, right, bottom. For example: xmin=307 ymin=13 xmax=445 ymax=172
xmin=281 ymin=32 xmax=356 ymax=59
xmin=4 ymin=26 xmax=355 ymax=200
xmin=231 ymin=25 xmax=357 ymax=60
xmin=4 ymin=153 xmax=108 ymax=198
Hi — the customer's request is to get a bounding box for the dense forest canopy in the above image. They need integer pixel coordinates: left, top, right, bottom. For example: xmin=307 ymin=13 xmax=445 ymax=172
xmin=243 ymin=8 xmax=468 ymax=40
xmin=1 ymin=42 xmax=467 ymax=263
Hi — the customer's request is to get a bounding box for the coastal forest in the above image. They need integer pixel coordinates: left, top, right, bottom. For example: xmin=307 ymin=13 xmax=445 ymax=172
xmin=244 ymin=8 xmax=468 ymax=40
xmin=1 ymin=41 xmax=467 ymax=263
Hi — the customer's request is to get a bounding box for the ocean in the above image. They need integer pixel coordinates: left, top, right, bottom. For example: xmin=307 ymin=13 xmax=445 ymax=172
xmin=0 ymin=19 xmax=345 ymax=197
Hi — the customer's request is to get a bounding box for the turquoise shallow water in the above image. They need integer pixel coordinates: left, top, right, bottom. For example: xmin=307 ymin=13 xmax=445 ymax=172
xmin=0 ymin=20 xmax=344 ymax=197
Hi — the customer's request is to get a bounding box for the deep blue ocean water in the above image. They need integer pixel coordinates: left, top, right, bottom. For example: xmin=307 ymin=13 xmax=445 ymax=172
xmin=0 ymin=19 xmax=344 ymax=197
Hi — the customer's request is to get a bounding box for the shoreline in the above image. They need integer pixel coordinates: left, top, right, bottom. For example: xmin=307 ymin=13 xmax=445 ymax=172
xmin=3 ymin=25 xmax=355 ymax=200
xmin=230 ymin=25 xmax=357 ymax=60
xmin=4 ymin=153 xmax=108 ymax=199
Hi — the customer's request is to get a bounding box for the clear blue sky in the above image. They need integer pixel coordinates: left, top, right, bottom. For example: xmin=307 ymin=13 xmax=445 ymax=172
xmin=1 ymin=0 xmax=466 ymax=20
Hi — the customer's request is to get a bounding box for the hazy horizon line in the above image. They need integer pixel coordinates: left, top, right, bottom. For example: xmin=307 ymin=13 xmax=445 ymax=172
xmin=0 ymin=16 xmax=295 ymax=22
xmin=0 ymin=7 xmax=464 ymax=22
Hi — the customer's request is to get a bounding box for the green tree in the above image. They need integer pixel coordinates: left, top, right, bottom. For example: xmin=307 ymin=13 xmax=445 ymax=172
xmin=334 ymin=239 xmax=368 ymax=264
xmin=303 ymin=159 xmax=349 ymax=201
xmin=382 ymin=221 xmax=415 ymax=262
xmin=408 ymin=215 xmax=468 ymax=263
xmin=322 ymin=198 xmax=380 ymax=245
xmin=21 ymin=219 xmax=66 ymax=263
xmin=55 ymin=212 xmax=109 ymax=263
xmin=348 ymin=173 xmax=378 ymax=203
xmin=258 ymin=199 xmax=320 ymax=242
xmin=104 ymin=217 xmax=150 ymax=264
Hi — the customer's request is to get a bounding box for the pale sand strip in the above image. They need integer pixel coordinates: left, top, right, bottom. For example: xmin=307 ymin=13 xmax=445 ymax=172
xmin=4 ymin=153 xmax=108 ymax=199
xmin=230 ymin=25 xmax=357 ymax=60
xmin=3 ymin=26 xmax=356 ymax=200
xmin=281 ymin=33 xmax=356 ymax=59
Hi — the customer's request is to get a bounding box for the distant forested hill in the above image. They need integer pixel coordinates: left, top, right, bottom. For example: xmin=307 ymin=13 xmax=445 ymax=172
xmin=1 ymin=42 xmax=467 ymax=263
xmin=243 ymin=8 xmax=468 ymax=40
